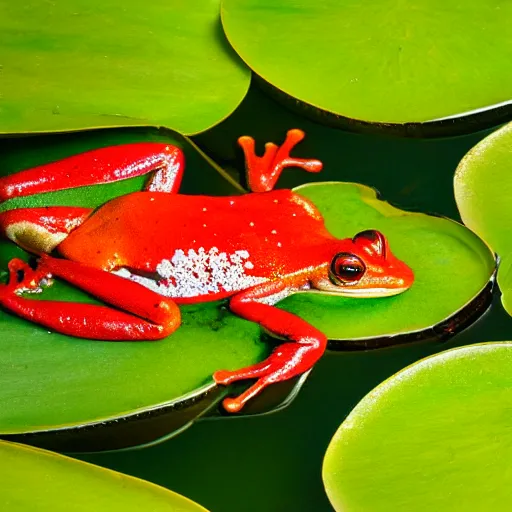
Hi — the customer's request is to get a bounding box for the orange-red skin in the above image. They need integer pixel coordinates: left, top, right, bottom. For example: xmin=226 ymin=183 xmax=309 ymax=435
xmin=59 ymin=189 xmax=342 ymax=303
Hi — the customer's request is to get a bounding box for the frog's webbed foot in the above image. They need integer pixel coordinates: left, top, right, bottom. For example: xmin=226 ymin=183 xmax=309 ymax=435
xmin=238 ymin=129 xmax=323 ymax=193
xmin=213 ymin=337 xmax=323 ymax=413
xmin=213 ymin=281 xmax=327 ymax=413
xmin=1 ymin=258 xmax=53 ymax=296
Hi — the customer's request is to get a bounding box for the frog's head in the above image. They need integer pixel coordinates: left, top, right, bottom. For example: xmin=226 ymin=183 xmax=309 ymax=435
xmin=314 ymin=230 xmax=414 ymax=298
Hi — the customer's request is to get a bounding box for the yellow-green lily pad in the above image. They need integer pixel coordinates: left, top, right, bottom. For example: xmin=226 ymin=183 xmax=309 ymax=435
xmin=322 ymin=342 xmax=512 ymax=512
xmin=0 ymin=439 xmax=209 ymax=511
xmin=0 ymin=0 xmax=250 ymax=135
xmin=0 ymin=131 xmax=494 ymax=449
xmin=454 ymin=121 xmax=512 ymax=314
xmin=221 ymin=0 xmax=512 ymax=135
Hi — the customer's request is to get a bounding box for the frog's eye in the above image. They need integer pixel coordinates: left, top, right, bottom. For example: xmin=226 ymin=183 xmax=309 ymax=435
xmin=330 ymin=253 xmax=366 ymax=285
xmin=352 ymin=229 xmax=386 ymax=258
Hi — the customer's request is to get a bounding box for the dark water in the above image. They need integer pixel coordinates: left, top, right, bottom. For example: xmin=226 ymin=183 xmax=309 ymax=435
xmin=68 ymin=85 xmax=511 ymax=512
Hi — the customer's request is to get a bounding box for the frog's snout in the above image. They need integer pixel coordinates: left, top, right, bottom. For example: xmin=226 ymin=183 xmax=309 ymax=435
xmin=393 ymin=258 xmax=415 ymax=292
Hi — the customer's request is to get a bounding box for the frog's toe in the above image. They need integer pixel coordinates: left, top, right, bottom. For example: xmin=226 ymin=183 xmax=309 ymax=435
xmin=213 ymin=370 xmax=235 ymax=386
xmin=219 ymin=375 xmax=274 ymax=413
xmin=5 ymin=258 xmax=52 ymax=295
xmin=221 ymin=396 xmax=244 ymax=413
xmin=213 ymin=360 xmax=273 ymax=386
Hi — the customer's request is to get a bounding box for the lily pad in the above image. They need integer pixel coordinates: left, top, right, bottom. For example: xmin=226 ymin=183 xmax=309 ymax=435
xmin=454 ymin=121 xmax=512 ymax=314
xmin=221 ymin=0 xmax=512 ymax=136
xmin=0 ymin=129 xmax=269 ymax=447
xmin=0 ymin=439 xmax=209 ymax=511
xmin=0 ymin=0 xmax=250 ymax=135
xmin=0 ymin=131 xmax=494 ymax=449
xmin=322 ymin=342 xmax=512 ymax=512
xmin=279 ymin=182 xmax=495 ymax=347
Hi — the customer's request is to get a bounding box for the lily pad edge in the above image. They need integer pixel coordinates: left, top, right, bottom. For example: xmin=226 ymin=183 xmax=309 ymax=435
xmin=254 ymin=75 xmax=512 ymax=138
xmin=0 ymin=439 xmax=211 ymax=511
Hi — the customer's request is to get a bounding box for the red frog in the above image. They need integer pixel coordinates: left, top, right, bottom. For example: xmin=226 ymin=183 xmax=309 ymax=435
xmin=0 ymin=130 xmax=414 ymax=413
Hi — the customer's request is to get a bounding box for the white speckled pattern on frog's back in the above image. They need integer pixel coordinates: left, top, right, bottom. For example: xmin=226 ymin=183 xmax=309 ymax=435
xmin=113 ymin=246 xmax=267 ymax=299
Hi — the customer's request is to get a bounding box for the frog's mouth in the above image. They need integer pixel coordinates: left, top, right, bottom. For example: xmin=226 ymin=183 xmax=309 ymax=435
xmin=310 ymin=283 xmax=410 ymax=299
xmin=334 ymin=286 xmax=410 ymax=299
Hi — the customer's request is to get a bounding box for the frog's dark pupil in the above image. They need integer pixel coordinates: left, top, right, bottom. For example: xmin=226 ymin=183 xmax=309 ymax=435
xmin=338 ymin=264 xmax=363 ymax=279
xmin=331 ymin=252 xmax=366 ymax=284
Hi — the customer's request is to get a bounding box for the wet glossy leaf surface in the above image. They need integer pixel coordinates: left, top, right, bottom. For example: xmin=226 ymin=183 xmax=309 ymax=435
xmin=0 ymin=1 xmax=250 ymax=135
xmin=0 ymin=440 xmax=209 ymax=511
xmin=221 ymin=0 xmax=512 ymax=132
xmin=454 ymin=121 xmax=512 ymax=313
xmin=323 ymin=342 xmax=512 ymax=512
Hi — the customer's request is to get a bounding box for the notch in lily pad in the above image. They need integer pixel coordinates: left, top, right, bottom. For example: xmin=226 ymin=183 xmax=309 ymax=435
xmin=221 ymin=0 xmax=512 ymax=136
xmin=0 ymin=129 xmax=495 ymax=453
xmin=323 ymin=342 xmax=512 ymax=512
xmin=454 ymin=121 xmax=512 ymax=315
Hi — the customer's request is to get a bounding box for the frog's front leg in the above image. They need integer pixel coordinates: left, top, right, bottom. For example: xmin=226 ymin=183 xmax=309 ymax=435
xmin=238 ymin=129 xmax=323 ymax=192
xmin=0 ymin=143 xmax=185 ymax=201
xmin=0 ymin=256 xmax=180 ymax=340
xmin=213 ymin=280 xmax=327 ymax=413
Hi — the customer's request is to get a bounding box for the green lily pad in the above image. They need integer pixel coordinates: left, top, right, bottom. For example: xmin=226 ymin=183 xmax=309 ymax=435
xmin=454 ymin=122 xmax=512 ymax=314
xmin=0 ymin=129 xmax=268 ymax=444
xmin=0 ymin=131 xmax=494 ymax=447
xmin=221 ymin=0 xmax=512 ymax=135
xmin=0 ymin=0 xmax=250 ymax=136
xmin=322 ymin=342 xmax=512 ymax=512
xmin=0 ymin=440 xmax=209 ymax=511
xmin=279 ymin=182 xmax=494 ymax=346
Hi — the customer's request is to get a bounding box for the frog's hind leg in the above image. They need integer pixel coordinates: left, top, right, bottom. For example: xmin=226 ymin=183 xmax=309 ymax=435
xmin=213 ymin=280 xmax=327 ymax=413
xmin=0 ymin=207 xmax=93 ymax=254
xmin=0 ymin=255 xmax=180 ymax=340
xmin=0 ymin=143 xmax=185 ymax=202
